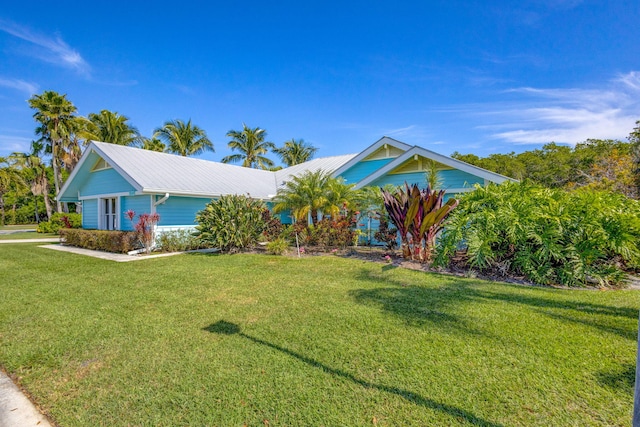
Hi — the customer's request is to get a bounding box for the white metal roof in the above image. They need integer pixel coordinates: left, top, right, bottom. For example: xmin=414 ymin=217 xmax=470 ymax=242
xmin=60 ymin=141 xmax=355 ymax=200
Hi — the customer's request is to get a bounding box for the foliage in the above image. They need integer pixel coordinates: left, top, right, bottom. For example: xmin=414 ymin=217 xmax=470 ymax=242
xmin=60 ymin=228 xmax=139 ymax=253
xmin=434 ymin=182 xmax=640 ymax=287
xmin=374 ymin=217 xmax=398 ymax=250
xmin=304 ymin=216 xmax=357 ymax=249
xmin=9 ymin=140 xmax=53 ymax=221
xmin=382 ymin=183 xmax=459 ymax=262
xmin=83 ymin=110 xmax=142 ymax=146
xmin=452 ymin=135 xmax=639 ymax=199
xmin=153 ymin=119 xmax=214 ymax=156
xmin=266 ymin=238 xmax=289 ymax=255
xmin=156 ymin=229 xmax=205 ymax=252
xmin=125 ymin=210 xmax=160 ymax=254
xmin=0 ymin=157 xmax=27 ymax=226
xmin=28 ymin=90 xmax=78 ymax=212
xmin=261 ymin=208 xmax=284 ymax=241
xmin=138 ymin=137 xmax=166 ymax=152
xmin=273 ymin=138 xmax=318 ymax=166
xmin=195 ymin=195 xmax=267 ymax=252
xmin=222 ymin=124 xmax=275 ymax=169
xmin=36 ymin=212 xmax=81 ymax=233
xmin=273 ymin=170 xmax=357 ymax=225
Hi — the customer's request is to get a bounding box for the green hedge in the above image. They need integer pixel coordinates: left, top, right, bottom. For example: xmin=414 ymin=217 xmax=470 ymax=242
xmin=60 ymin=229 xmax=140 ymax=254
xmin=37 ymin=213 xmax=82 ymax=233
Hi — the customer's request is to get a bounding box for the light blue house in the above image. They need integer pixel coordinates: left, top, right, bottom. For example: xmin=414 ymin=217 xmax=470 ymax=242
xmin=58 ymin=137 xmax=513 ymax=235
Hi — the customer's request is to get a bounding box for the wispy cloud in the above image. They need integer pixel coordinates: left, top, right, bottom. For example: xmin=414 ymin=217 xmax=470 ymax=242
xmin=0 ymin=77 xmax=38 ymax=95
xmin=383 ymin=124 xmax=431 ymax=140
xmin=476 ymin=72 xmax=640 ymax=145
xmin=0 ymin=19 xmax=90 ymax=76
xmin=0 ymin=134 xmax=31 ymax=154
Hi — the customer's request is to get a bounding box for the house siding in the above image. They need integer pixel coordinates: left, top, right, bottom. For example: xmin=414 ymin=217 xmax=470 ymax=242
xmin=155 ymin=196 xmax=211 ymax=226
xmin=121 ymin=195 xmax=153 ymax=231
xmin=369 ymin=169 xmax=483 ymax=191
xmin=80 ymin=168 xmax=136 ymax=197
xmin=338 ymin=159 xmax=395 ymax=184
xmin=82 ymin=199 xmax=98 ymax=229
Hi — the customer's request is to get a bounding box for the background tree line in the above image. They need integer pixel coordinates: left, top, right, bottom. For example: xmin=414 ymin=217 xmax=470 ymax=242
xmin=452 ymin=121 xmax=640 ymax=199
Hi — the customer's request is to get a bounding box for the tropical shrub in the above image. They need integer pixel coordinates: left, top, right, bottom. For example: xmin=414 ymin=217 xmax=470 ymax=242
xmin=60 ymin=229 xmax=139 ymax=253
xmin=374 ymin=217 xmax=398 ymax=250
xmin=125 ymin=210 xmax=160 ymax=254
xmin=37 ymin=212 xmax=82 ymax=233
xmin=434 ymin=182 xmax=640 ymax=287
xmin=261 ymin=209 xmax=283 ymax=241
xmin=266 ymin=238 xmax=289 ymax=255
xmin=156 ymin=229 xmax=205 ymax=252
xmin=195 ymin=195 xmax=266 ymax=252
xmin=381 ymin=183 xmax=459 ymax=262
xmin=304 ymin=216 xmax=357 ymax=249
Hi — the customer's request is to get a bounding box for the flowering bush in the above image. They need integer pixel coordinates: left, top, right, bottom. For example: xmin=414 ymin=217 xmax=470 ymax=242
xmin=126 ymin=210 xmax=160 ymax=254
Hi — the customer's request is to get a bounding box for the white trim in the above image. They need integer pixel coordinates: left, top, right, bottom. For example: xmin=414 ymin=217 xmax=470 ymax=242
xmin=332 ymin=136 xmax=412 ymax=178
xmin=97 ymin=196 xmax=120 ymax=230
xmin=79 ymin=191 xmax=130 ymax=201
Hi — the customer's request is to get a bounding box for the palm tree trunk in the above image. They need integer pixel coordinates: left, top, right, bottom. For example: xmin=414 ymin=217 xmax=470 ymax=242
xmin=52 ymin=139 xmax=62 ymax=213
xmin=34 ymin=195 xmax=39 ymax=223
xmin=0 ymin=195 xmax=5 ymax=226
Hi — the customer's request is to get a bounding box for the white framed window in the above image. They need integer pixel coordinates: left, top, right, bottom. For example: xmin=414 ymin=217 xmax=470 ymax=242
xmin=99 ymin=197 xmax=119 ymax=230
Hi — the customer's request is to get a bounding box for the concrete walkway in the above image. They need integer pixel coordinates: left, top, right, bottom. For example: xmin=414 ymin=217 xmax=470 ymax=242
xmin=41 ymin=244 xmax=218 ymax=262
xmin=0 ymin=371 xmax=52 ymax=427
xmin=0 ymin=238 xmax=59 ymax=244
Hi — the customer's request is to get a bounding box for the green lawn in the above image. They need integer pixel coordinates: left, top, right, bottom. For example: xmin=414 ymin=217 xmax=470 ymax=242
xmin=0 ymin=231 xmax=56 ymax=239
xmin=1 ymin=244 xmax=638 ymax=426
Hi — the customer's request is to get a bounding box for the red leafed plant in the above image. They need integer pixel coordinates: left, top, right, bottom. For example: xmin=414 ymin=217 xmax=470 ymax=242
xmin=126 ymin=210 xmax=160 ymax=253
xmin=381 ymin=182 xmax=458 ymax=262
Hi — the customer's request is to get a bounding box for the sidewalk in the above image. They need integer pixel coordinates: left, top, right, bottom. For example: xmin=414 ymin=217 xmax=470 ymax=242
xmin=0 ymin=238 xmax=59 ymax=244
xmin=0 ymin=371 xmax=52 ymax=427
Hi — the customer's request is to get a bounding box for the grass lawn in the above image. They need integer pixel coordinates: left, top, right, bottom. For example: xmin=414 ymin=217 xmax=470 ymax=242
xmin=1 ymin=244 xmax=638 ymax=426
xmin=0 ymin=231 xmax=56 ymax=239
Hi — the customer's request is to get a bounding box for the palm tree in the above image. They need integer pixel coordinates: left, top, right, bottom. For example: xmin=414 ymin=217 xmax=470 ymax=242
xmin=222 ymin=124 xmax=275 ymax=169
xmin=28 ymin=91 xmax=77 ymax=212
xmin=83 ymin=110 xmax=142 ymax=146
xmin=323 ymin=177 xmax=357 ymax=219
xmin=272 ymin=169 xmax=355 ymax=225
xmin=273 ymin=138 xmax=318 ymax=167
xmin=153 ymin=119 xmax=213 ymax=156
xmin=138 ymin=137 xmax=166 ymax=152
xmin=9 ymin=141 xmax=53 ymax=221
xmin=0 ymin=157 xmax=27 ymax=226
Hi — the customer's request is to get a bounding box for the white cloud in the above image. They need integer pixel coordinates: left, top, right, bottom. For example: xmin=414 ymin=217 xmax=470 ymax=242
xmin=0 ymin=134 xmax=31 ymax=154
xmin=0 ymin=77 xmax=39 ymax=95
xmin=480 ymin=73 xmax=640 ymax=145
xmin=383 ymin=124 xmax=431 ymax=140
xmin=0 ymin=19 xmax=90 ymax=76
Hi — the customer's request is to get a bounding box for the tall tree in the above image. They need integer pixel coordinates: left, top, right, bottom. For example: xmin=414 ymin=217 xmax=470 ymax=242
xmin=222 ymin=124 xmax=275 ymax=169
xmin=153 ymin=119 xmax=213 ymax=156
xmin=273 ymin=138 xmax=318 ymax=167
xmin=28 ymin=91 xmax=77 ymax=212
xmin=0 ymin=157 xmax=26 ymax=226
xmin=84 ymin=110 xmax=141 ymax=146
xmin=629 ymin=120 xmax=640 ymax=195
xmin=9 ymin=141 xmax=53 ymax=221
xmin=138 ymin=137 xmax=166 ymax=152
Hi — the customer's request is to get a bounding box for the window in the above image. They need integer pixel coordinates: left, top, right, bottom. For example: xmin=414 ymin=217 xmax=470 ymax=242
xmin=101 ymin=198 xmax=118 ymax=230
xmin=91 ymin=158 xmax=111 ymax=171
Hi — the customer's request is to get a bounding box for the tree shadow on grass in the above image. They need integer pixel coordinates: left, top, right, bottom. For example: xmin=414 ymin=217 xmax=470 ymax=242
xmin=350 ymin=269 xmax=491 ymax=336
xmin=203 ymin=320 xmax=504 ymax=427
xmin=351 ymin=267 xmax=638 ymax=340
xmin=595 ymin=363 xmax=635 ymax=392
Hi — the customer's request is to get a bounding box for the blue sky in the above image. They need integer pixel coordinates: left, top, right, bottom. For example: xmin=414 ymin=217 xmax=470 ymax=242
xmin=1 ymin=1 xmax=639 ymax=163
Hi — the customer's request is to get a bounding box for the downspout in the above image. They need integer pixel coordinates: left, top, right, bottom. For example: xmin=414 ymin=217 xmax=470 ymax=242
xmin=154 ymin=193 xmax=170 ymax=207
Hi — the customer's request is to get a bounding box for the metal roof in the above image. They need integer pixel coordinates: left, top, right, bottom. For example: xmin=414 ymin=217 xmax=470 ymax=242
xmin=60 ymin=141 xmax=355 ymax=200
